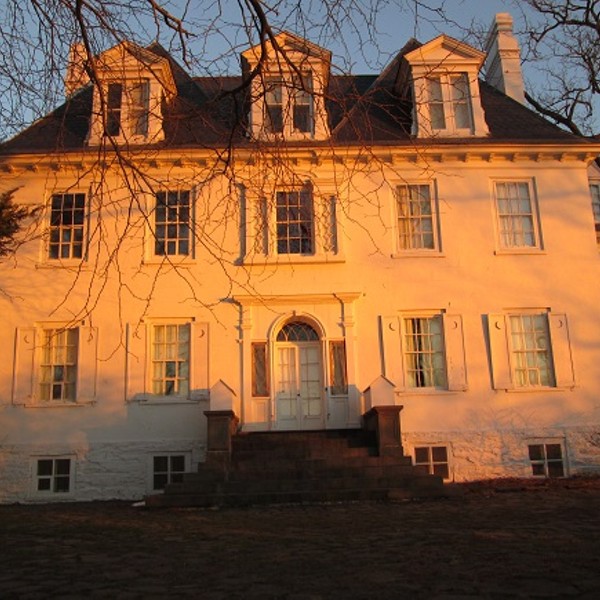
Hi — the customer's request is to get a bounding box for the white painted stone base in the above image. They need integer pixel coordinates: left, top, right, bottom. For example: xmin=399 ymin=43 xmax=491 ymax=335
xmin=403 ymin=425 xmax=600 ymax=482
xmin=0 ymin=440 xmax=206 ymax=504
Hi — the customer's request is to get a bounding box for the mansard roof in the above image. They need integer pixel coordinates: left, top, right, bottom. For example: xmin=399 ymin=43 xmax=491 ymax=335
xmin=0 ymin=34 xmax=589 ymax=155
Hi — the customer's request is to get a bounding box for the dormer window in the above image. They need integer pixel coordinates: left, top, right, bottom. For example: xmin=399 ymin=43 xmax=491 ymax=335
xmin=263 ymin=74 xmax=314 ymax=136
xmin=104 ymin=80 xmax=150 ymax=138
xmin=427 ymin=73 xmax=473 ymax=132
xmin=241 ymin=32 xmax=330 ymax=141
xmin=405 ymin=35 xmax=489 ymax=138
xmin=85 ymin=41 xmax=176 ymax=146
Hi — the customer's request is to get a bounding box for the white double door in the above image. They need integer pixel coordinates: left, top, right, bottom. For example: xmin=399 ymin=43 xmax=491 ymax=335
xmin=275 ymin=341 xmax=324 ymax=430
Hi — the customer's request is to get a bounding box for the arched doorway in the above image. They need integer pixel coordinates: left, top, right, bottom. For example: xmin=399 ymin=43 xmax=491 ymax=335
xmin=274 ymin=320 xmax=324 ymax=430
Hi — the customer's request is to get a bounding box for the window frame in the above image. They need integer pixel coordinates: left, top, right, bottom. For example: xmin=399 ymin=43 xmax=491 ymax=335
xmin=492 ymin=179 xmax=543 ymax=253
xmin=262 ymin=72 xmax=315 ymax=138
xmin=527 ymin=442 xmax=566 ymax=478
xmin=426 ymin=72 xmax=474 ymax=135
xmin=247 ymin=183 xmax=341 ymax=263
xmin=590 ymin=181 xmax=600 ymax=247
xmin=413 ymin=445 xmax=451 ymax=479
xmin=103 ymin=79 xmax=151 ymax=141
xmin=39 ymin=327 xmax=79 ymax=403
xmin=151 ymin=453 xmax=189 ymax=491
xmin=393 ymin=181 xmax=441 ymax=255
xmin=33 ymin=457 xmax=74 ymax=496
xmin=402 ymin=315 xmax=448 ymax=390
xmin=47 ymin=191 xmax=88 ymax=262
xmin=150 ymin=322 xmax=191 ymax=398
xmin=152 ymin=188 xmax=194 ymax=259
xmin=507 ymin=312 xmax=555 ymax=389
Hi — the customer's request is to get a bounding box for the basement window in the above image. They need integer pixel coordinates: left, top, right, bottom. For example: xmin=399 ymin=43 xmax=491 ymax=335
xmin=414 ymin=446 xmax=449 ymax=479
xmin=36 ymin=458 xmax=72 ymax=493
xmin=528 ymin=443 xmax=565 ymax=478
xmin=153 ymin=454 xmax=186 ymax=490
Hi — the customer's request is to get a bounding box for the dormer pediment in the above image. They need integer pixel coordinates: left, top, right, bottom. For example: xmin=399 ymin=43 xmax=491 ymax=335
xmin=405 ymin=35 xmax=489 ymax=139
xmin=242 ymin=32 xmax=331 ymax=141
xmin=87 ymin=41 xmax=177 ymax=146
xmin=405 ymin=35 xmax=486 ymax=70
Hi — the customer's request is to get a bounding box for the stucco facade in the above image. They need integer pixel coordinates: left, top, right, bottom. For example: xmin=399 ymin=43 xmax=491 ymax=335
xmin=1 ymin=14 xmax=600 ymax=502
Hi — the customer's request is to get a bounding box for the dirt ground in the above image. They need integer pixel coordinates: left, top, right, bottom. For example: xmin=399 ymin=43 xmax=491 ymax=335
xmin=2 ymin=478 xmax=600 ymax=599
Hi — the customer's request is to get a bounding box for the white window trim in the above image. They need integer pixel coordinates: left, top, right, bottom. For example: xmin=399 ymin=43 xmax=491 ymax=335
xmin=526 ymin=439 xmax=567 ymax=478
xmin=381 ymin=311 xmax=467 ymax=394
xmin=426 ymin=73 xmax=474 ymax=135
xmin=492 ymin=179 xmax=544 ymax=254
xmin=125 ymin=318 xmax=209 ymax=405
xmin=14 ymin=323 xmax=98 ymax=408
xmin=487 ymin=310 xmax=575 ymax=392
xmin=391 ymin=180 xmax=443 ymax=257
xmin=242 ymin=183 xmax=344 ymax=265
xmin=31 ymin=455 xmax=75 ymax=497
xmin=412 ymin=443 xmax=452 ymax=480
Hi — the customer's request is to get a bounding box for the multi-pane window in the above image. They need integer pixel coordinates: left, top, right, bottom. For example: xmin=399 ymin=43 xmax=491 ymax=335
xmin=414 ymin=446 xmax=450 ymax=479
xmin=396 ymin=184 xmax=436 ymax=250
xmin=293 ymin=73 xmax=313 ymax=133
xmin=427 ymin=73 xmax=472 ymax=132
xmin=263 ymin=74 xmax=314 ymax=135
xmin=153 ymin=455 xmax=186 ymax=490
xmin=509 ymin=314 xmax=555 ymax=387
xmin=590 ymin=183 xmax=600 ymax=246
xmin=403 ymin=316 xmax=447 ymax=388
xmin=40 ymin=328 xmax=78 ymax=402
xmin=49 ymin=193 xmax=85 ymax=259
xmin=528 ymin=443 xmax=564 ymax=478
xmin=252 ymin=342 xmax=269 ymax=397
xmin=329 ymin=341 xmax=348 ymax=396
xmin=276 ymin=189 xmax=314 ymax=254
xmin=495 ymin=181 xmax=539 ymax=249
xmin=131 ymin=79 xmax=150 ymax=136
xmin=154 ymin=190 xmax=191 ymax=256
xmin=106 ymin=82 xmax=123 ymax=136
xmin=152 ymin=324 xmax=190 ymax=396
xmin=265 ymin=78 xmax=284 ymax=133
xmin=36 ymin=458 xmax=72 ymax=493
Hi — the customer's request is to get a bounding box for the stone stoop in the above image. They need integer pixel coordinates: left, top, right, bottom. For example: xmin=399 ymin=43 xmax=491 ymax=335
xmin=145 ymin=429 xmax=446 ymax=508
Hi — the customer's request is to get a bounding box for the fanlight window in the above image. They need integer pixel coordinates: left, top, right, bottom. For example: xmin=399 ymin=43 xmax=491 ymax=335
xmin=276 ymin=321 xmax=319 ymax=342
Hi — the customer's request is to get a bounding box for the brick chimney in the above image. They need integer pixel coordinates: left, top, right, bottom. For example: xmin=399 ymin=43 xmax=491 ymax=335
xmin=65 ymin=42 xmax=90 ymax=97
xmin=484 ymin=13 xmax=525 ymax=104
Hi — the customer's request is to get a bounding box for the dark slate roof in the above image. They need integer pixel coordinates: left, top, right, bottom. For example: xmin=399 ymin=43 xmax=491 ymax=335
xmin=0 ymin=41 xmax=589 ymax=155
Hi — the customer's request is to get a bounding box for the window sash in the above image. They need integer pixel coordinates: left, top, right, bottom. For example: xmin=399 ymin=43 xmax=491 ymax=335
xmin=130 ymin=79 xmax=150 ymax=136
xmin=414 ymin=446 xmax=449 ymax=479
xmin=403 ymin=316 xmax=447 ymax=388
xmin=275 ymin=189 xmax=314 ymax=255
xmin=251 ymin=342 xmax=270 ymax=397
xmin=265 ymin=79 xmax=284 ymax=133
xmin=37 ymin=458 xmax=71 ymax=493
xmin=39 ymin=328 xmax=79 ymax=402
xmin=495 ymin=182 xmax=537 ymax=248
xmin=293 ymin=73 xmax=313 ymax=133
xmin=528 ymin=443 xmax=564 ymax=478
xmin=151 ymin=324 xmax=190 ymax=396
xmin=427 ymin=73 xmax=472 ymax=132
xmin=509 ymin=314 xmax=555 ymax=387
xmin=48 ymin=193 xmax=86 ymax=259
xmin=591 ymin=183 xmax=600 ymax=245
xmin=106 ymin=82 xmax=123 ymax=136
xmin=396 ymin=184 xmax=435 ymax=250
xmin=153 ymin=455 xmax=186 ymax=490
xmin=154 ymin=190 xmax=192 ymax=256
xmin=329 ymin=340 xmax=348 ymax=396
